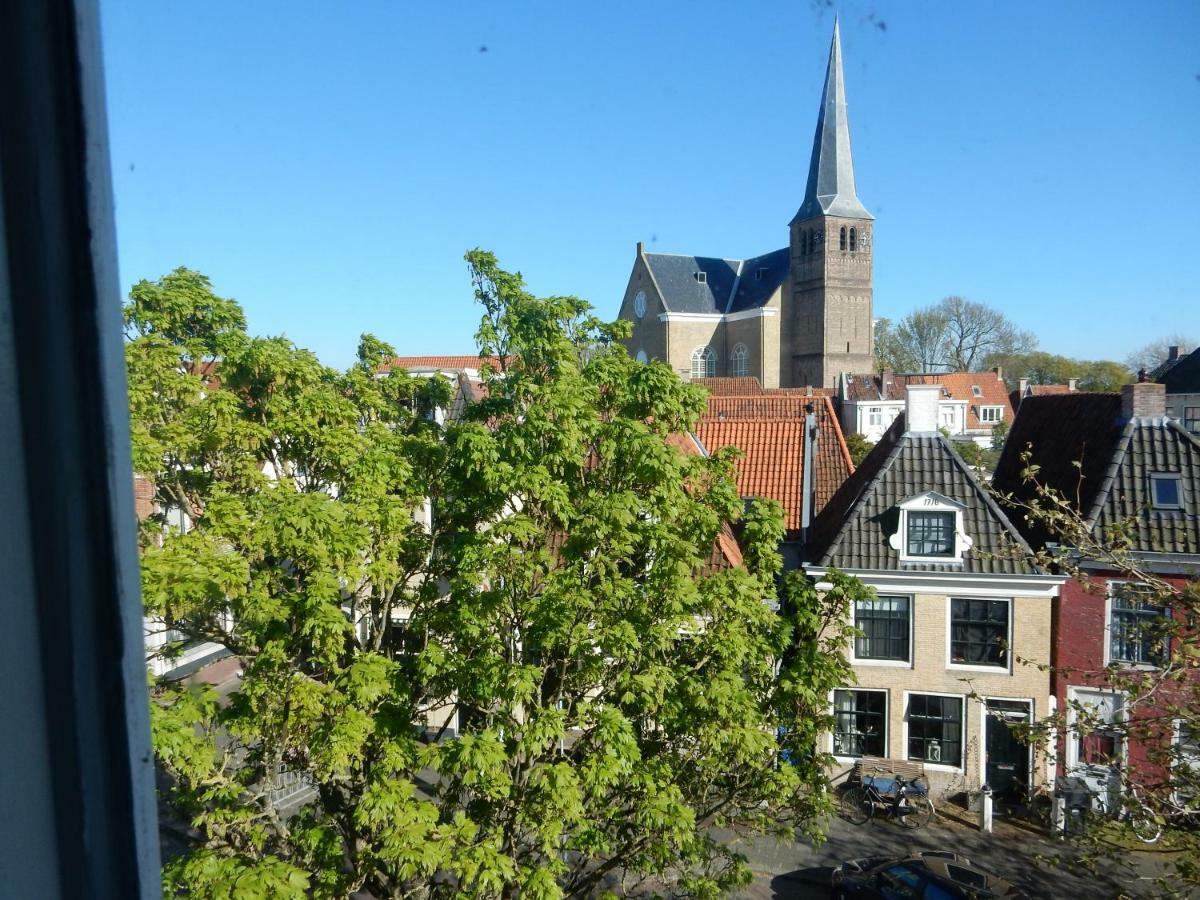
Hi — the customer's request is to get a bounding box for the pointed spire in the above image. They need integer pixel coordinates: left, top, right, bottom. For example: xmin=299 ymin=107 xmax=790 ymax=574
xmin=792 ymin=19 xmax=872 ymax=223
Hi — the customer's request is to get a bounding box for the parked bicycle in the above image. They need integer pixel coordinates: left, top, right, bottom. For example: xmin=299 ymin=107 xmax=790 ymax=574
xmin=1031 ymin=778 xmax=1164 ymax=843
xmin=840 ymin=768 xmax=935 ymax=829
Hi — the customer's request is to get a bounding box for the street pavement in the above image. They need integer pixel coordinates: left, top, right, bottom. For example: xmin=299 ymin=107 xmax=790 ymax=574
xmin=724 ymin=805 xmax=1187 ymax=899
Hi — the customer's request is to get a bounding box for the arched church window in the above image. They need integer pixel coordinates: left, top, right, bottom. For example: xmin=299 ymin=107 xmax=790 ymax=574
xmin=690 ymin=346 xmax=717 ymax=379
xmin=799 ymin=229 xmax=808 ymax=255
xmin=839 ymin=226 xmax=847 ymax=251
xmin=849 ymin=227 xmax=857 ymax=251
xmin=731 ymin=343 xmax=749 ymax=377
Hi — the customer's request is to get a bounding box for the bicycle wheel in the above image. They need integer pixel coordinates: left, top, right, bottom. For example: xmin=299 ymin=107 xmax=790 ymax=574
xmin=1128 ymin=806 xmax=1162 ymax=844
xmin=840 ymin=786 xmax=873 ymax=825
xmin=897 ymin=794 xmax=935 ymax=829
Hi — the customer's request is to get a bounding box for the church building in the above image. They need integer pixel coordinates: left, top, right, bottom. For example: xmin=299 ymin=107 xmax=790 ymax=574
xmin=617 ymin=21 xmax=874 ymax=390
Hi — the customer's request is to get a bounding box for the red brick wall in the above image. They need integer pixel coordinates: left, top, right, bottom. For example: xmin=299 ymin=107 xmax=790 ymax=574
xmin=1054 ymin=571 xmax=1197 ymax=784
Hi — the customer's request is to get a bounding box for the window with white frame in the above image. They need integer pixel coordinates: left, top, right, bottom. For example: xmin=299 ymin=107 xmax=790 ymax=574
xmin=907 ymin=694 xmax=963 ymax=766
xmin=971 ymin=385 xmax=983 ymax=398
xmin=730 ymin=343 xmax=749 ymax=377
xmin=1175 ymin=721 xmax=1199 ymax=808
xmin=854 ymin=596 xmax=910 ymax=662
xmin=1150 ymin=473 xmax=1183 ymax=509
xmin=690 ymin=346 xmax=716 ymax=379
xmin=890 ymin=492 xmax=972 ymax=563
xmin=907 ymin=511 xmax=955 ymax=557
xmin=867 ymin=406 xmax=883 ymax=426
xmin=950 ymin=598 xmax=1009 ymax=667
xmin=1109 ymin=581 xmax=1170 ymax=666
xmin=940 ymin=407 xmax=956 ymax=428
xmin=979 ymin=406 xmax=1004 ymax=423
xmin=833 ymin=688 xmax=887 ymax=758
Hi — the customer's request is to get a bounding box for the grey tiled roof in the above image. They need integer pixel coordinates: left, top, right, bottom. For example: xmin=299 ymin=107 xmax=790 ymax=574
xmin=810 ymin=414 xmax=1038 ymax=574
xmin=644 ymin=249 xmax=788 ymax=315
xmin=993 ymin=394 xmax=1200 ymax=555
xmin=1089 ymin=418 xmax=1200 ymax=554
xmin=1160 ymin=347 xmax=1200 ymax=394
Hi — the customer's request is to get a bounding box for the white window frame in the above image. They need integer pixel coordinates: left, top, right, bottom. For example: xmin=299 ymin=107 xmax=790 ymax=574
xmin=889 ymin=492 xmax=973 ymax=564
xmin=1150 ymin=472 xmax=1183 ymax=510
xmin=849 ymin=593 xmax=914 ymax=668
xmin=829 ymin=687 xmax=889 ymax=762
xmin=689 ymin=346 xmax=717 ymax=379
xmin=867 ymin=406 xmax=883 ymax=427
xmin=971 ymin=385 xmax=983 ymax=398
xmin=694 ymin=271 xmax=707 ymax=284
xmin=1064 ymin=685 xmax=1126 ymax=811
xmin=1104 ymin=580 xmax=1170 ymax=669
xmin=1173 ymin=719 xmax=1200 ymax=810
xmin=979 ymin=405 xmax=1004 ymax=424
xmin=730 ymin=343 xmax=749 ymax=378
xmin=902 ymin=690 xmax=966 ymax=773
xmin=946 ymin=596 xmax=1014 ymax=674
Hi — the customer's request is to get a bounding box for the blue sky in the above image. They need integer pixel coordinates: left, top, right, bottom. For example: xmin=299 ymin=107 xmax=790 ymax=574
xmin=100 ymin=1 xmax=1200 ymax=369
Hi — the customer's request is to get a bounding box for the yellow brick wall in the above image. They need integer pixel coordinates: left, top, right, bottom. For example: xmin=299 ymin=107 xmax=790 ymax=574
xmin=829 ymin=592 xmax=1054 ymax=801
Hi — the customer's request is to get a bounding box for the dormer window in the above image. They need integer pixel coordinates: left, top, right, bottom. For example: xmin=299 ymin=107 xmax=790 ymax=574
xmin=889 ymin=492 xmax=973 ymax=563
xmin=908 ymin=512 xmax=954 ymax=557
xmin=971 ymin=385 xmax=983 ymax=398
xmin=694 ymin=271 xmax=707 ymax=284
xmin=1151 ymin=473 xmax=1182 ymax=509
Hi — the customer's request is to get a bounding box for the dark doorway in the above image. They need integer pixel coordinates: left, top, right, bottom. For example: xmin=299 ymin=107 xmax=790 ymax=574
xmin=985 ymin=699 xmax=1032 ymax=811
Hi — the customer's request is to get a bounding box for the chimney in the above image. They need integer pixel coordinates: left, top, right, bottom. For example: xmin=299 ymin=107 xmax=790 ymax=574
xmin=905 ymin=384 xmax=943 ymax=433
xmin=636 ymin=241 xmax=645 ymax=256
xmin=1019 ymin=377 xmax=1029 ymax=397
xmin=1168 ymin=345 xmax=1180 ymax=362
xmin=1121 ymin=381 xmax=1166 ymax=420
xmin=993 ymin=365 xmax=1003 ymax=381
xmin=1068 ymin=378 xmax=1077 ymax=391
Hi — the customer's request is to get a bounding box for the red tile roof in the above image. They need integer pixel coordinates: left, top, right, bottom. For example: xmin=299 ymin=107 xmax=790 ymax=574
xmin=385 ymin=355 xmax=500 ymax=372
xmin=695 ymin=395 xmax=853 ymax=535
xmin=692 ymin=377 xmax=765 ymax=395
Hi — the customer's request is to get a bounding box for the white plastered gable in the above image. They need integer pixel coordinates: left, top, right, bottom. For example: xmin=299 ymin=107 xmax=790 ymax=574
xmin=887 ymin=490 xmax=974 ymax=563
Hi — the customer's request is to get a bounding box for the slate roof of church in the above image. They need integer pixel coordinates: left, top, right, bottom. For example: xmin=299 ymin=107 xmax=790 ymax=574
xmin=643 ymin=247 xmax=789 ymax=315
xmin=992 ymin=394 xmax=1200 ymax=555
xmin=808 ymin=413 xmax=1038 ymax=573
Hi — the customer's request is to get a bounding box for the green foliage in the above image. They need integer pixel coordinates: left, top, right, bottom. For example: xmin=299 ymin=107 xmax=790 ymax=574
xmin=843 ymin=432 xmax=874 ymax=467
xmin=984 ymin=350 xmax=1132 ymax=392
xmin=136 ymin=256 xmax=859 ymax=898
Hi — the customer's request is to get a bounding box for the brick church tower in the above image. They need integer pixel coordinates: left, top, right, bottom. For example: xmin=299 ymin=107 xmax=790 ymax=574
xmin=783 ymin=20 xmax=874 ymax=388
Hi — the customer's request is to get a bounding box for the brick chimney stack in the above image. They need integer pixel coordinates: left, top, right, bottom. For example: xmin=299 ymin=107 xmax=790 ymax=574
xmin=1121 ymin=381 xmax=1166 ymax=420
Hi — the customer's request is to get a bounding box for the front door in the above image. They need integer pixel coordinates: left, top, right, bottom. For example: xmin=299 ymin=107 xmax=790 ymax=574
xmin=985 ymin=700 xmax=1032 ymax=810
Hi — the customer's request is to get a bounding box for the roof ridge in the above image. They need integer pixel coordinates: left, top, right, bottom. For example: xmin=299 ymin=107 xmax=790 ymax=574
xmin=1083 ymin=418 xmax=1137 ymax=529
xmin=937 ymin=432 xmax=1040 ymax=563
xmin=818 ymin=418 xmax=908 ymax=565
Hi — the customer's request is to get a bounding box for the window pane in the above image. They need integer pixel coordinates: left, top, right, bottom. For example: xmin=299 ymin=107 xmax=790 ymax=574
xmin=907 ymin=511 xmax=954 ymax=557
xmin=1152 ymin=476 xmax=1181 ymax=507
xmin=1109 ymin=583 xmax=1169 ymax=665
xmin=907 ymin=694 xmax=963 ymax=765
xmin=950 ymin=598 xmax=1008 ymax=666
xmin=854 ymin=596 xmax=910 ymax=661
xmin=833 ymin=689 xmax=886 ymax=758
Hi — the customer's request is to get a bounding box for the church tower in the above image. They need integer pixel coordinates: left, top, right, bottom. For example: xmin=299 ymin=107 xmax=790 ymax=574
xmin=784 ymin=20 xmax=874 ymax=389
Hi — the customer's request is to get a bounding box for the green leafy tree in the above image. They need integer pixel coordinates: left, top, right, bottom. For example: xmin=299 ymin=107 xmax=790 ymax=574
xmin=136 ymin=256 xmax=860 ymax=898
xmin=843 ymin=432 xmax=874 ymax=467
xmin=984 ymin=351 xmax=1131 ymax=392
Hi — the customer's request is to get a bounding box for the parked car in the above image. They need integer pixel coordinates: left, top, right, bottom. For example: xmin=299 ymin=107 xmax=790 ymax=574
xmin=831 ymin=851 xmax=1025 ymax=898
